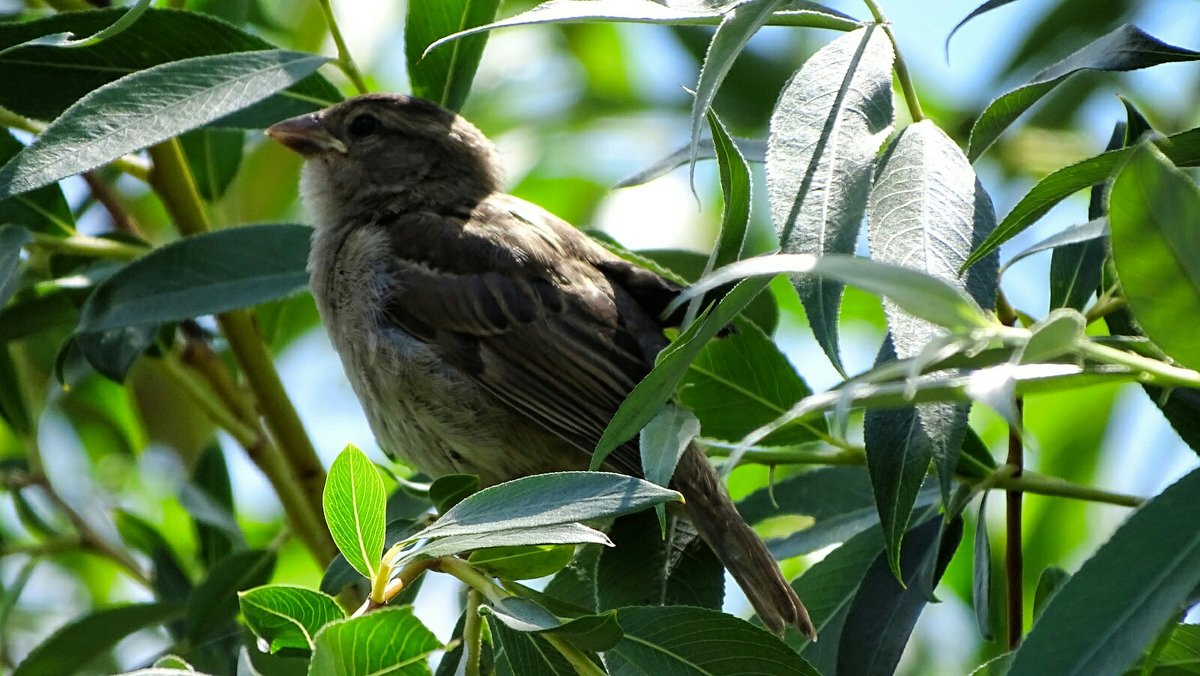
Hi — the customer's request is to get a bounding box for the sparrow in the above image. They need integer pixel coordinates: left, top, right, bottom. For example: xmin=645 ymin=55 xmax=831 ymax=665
xmin=267 ymin=93 xmax=815 ymax=638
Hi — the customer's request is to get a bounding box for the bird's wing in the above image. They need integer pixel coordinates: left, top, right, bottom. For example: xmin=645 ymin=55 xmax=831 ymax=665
xmin=380 ymin=196 xmax=680 ymax=477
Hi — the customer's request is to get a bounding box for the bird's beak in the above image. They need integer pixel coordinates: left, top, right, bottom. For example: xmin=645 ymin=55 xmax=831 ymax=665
xmin=266 ymin=114 xmax=348 ymax=156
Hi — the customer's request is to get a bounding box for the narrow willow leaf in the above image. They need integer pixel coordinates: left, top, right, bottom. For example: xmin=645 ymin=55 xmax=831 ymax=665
xmin=1032 ymin=566 xmax=1069 ymax=622
xmin=0 ymin=0 xmax=152 ymax=55
xmin=0 ymin=50 xmax=329 ymax=200
xmin=405 ymin=0 xmax=501 ymax=111
xmin=399 ymin=522 xmax=610 ymax=564
xmin=615 ymin=137 xmax=765 ymax=189
xmin=239 ymin=585 xmax=345 ymax=653
xmin=594 ymin=277 xmax=771 ymax=468
xmin=705 ymin=109 xmax=751 ymax=274
xmin=1002 ymin=217 xmax=1108 ymax=276
xmin=185 ymin=548 xmax=276 ymax=644
xmin=0 ymin=131 xmax=74 ymax=235
xmin=838 ymin=515 xmax=963 ymax=676
xmin=309 ymin=606 xmax=441 ymax=676
xmin=968 ymin=25 xmax=1200 ymax=161
xmin=866 ymin=119 xmax=997 ymax=546
xmin=180 ymin=129 xmax=243 ymax=202
xmin=606 ymin=605 xmax=821 ymax=675
xmin=0 ymin=225 xmax=30 ymax=308
xmin=689 ymin=0 xmax=789 ymax=174
xmin=411 ymin=472 xmax=679 ymax=541
xmin=945 ymin=0 xmax=1019 ymax=52
xmin=767 ymin=25 xmax=894 ymax=372
xmin=423 ymin=0 xmax=860 ymax=56
xmin=738 ymin=467 xmax=939 ymax=559
xmin=0 ymin=9 xmax=341 ymax=123
xmin=1109 ymin=144 xmax=1200 ymax=370
xmin=639 ymin=402 xmax=698 ymax=491
xmin=973 ymin=494 xmax=994 ymax=641
xmin=77 ymin=224 xmax=310 ymax=332
xmin=323 ymin=445 xmax=386 ymax=581
xmin=1008 ymin=466 xmax=1200 ymax=675
xmin=12 ymin=603 xmax=182 ymax=676
xmin=962 ymin=126 xmax=1200 ymax=272
xmin=484 ymin=597 xmax=623 ymax=652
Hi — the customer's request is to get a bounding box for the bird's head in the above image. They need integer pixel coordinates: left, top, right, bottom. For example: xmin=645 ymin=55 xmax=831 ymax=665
xmin=267 ymin=94 xmax=504 ymax=218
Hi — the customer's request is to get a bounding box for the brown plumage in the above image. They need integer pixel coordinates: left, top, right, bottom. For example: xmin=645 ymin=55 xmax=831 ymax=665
xmin=267 ymin=93 xmax=815 ymax=638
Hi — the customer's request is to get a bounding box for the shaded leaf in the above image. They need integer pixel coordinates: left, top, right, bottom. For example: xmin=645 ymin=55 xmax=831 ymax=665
xmin=405 ymin=0 xmax=500 ymax=111
xmin=1009 ymin=465 xmax=1200 ymax=675
xmin=0 ymin=131 xmax=73 ymax=235
xmin=597 ymin=510 xmax=724 ymax=611
xmin=77 ymin=224 xmax=310 ymax=332
xmin=0 ymin=50 xmax=329 ymax=200
xmin=180 ymin=129 xmax=243 ymax=202
xmin=186 ymin=548 xmax=276 ymax=644
xmin=492 ymin=621 xmax=577 ymax=676
xmin=484 ymin=596 xmax=622 ymax=652
xmin=973 ymin=494 xmax=994 ymax=641
xmin=428 ymin=473 xmax=479 ymax=514
xmin=13 ymin=603 xmax=182 ymax=676
xmin=968 ymin=25 xmax=1200 ymax=161
xmin=0 ymin=224 xmax=31 ymax=309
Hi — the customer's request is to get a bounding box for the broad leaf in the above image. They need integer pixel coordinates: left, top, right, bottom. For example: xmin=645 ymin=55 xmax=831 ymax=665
xmin=597 ymin=510 xmax=724 ymax=611
xmin=484 ymin=597 xmax=623 ymax=652
xmin=405 ymin=0 xmax=500 ymax=111
xmin=1008 ymin=465 xmax=1200 ymax=675
xmin=77 ymin=224 xmax=310 ymax=332
xmin=492 ymin=622 xmax=577 ymax=675
xmin=309 ymin=606 xmax=440 ymax=676
xmin=0 ymin=50 xmax=329 ymax=200
xmin=606 ymin=605 xmax=820 ymax=675
xmin=968 ymin=25 xmax=1200 ymax=161
xmin=1109 ymin=144 xmax=1200 ymax=370
xmin=469 ymin=544 xmax=578 ymax=581
xmin=616 ymin=137 xmax=765 ymax=189
xmin=0 ymin=8 xmax=340 ymax=123
xmin=239 ymin=585 xmax=345 ymax=653
xmin=411 ymin=472 xmax=680 ymax=541
xmin=768 ymin=24 xmax=894 ymax=372
xmin=323 ymin=445 xmax=386 ymax=581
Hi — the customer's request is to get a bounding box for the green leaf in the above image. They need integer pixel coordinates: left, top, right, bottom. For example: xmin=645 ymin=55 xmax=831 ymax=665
xmin=77 ymin=224 xmax=310 ymax=332
xmin=322 ymin=519 xmax=424 ymax=596
xmin=0 ymin=346 xmax=31 ymax=435
xmin=967 ymin=25 xmax=1200 ymax=161
xmin=469 ymin=544 xmax=577 ymax=581
xmin=615 ymin=137 xmax=765 ymax=189
xmin=239 ymin=584 xmax=346 ymax=653
xmin=678 ymin=318 xmax=819 ymax=446
xmin=13 ymin=603 xmax=182 ymax=676
xmin=946 ymin=1 xmax=1018 ymax=52
xmin=309 ymin=606 xmax=441 ymax=676
xmin=423 ymin=0 xmax=860 ymax=56
xmin=1129 ymin=624 xmax=1200 ymax=674
xmin=1109 ymin=144 xmax=1200 ymax=371
xmin=115 ymin=510 xmax=193 ymax=609
xmin=963 ymin=126 xmax=1200 ymax=272
xmin=704 ymin=110 xmax=751 ymax=273
xmin=1019 ymin=309 xmax=1086 ymax=364
xmin=0 ymin=224 xmax=31 ymax=309
xmin=785 ymin=526 xmax=885 ymax=670
xmin=0 ymin=50 xmax=329 ymax=201
xmin=405 ymin=0 xmax=500 ymax=111
xmin=739 ymin=466 xmax=940 ymax=559
xmin=688 ymin=0 xmax=789 ymax=175
xmin=0 ymin=8 xmax=341 ymax=123
xmin=185 ymin=443 xmax=242 ymax=569
xmin=1009 ymin=465 xmax=1200 ymax=675
xmin=606 ymin=605 xmax=821 ymax=675
xmin=185 ymin=548 xmax=276 ymax=644
xmin=428 ymin=473 xmax=480 ymax=514
xmin=1002 ymin=217 xmax=1109 ymax=277
xmin=484 ymin=596 xmax=623 ymax=652
xmin=1032 ymin=566 xmax=1069 ymax=622
xmin=180 ymin=129 xmax=243 ymax=202
xmin=323 ymin=445 xmax=387 ymax=581
xmin=973 ymin=494 xmax=994 ymax=641
xmin=543 ymin=544 xmax=602 ymax=613
xmin=0 ymin=0 xmax=153 ymax=55
xmin=594 ymin=277 xmax=772 ymax=468
xmin=768 ymin=24 xmax=894 ymax=373
xmin=492 ymin=621 xmax=577 ymax=675
xmin=412 ymin=472 xmax=680 ymax=541
xmin=837 ymin=515 xmax=963 ymax=676
xmin=0 ymin=131 xmax=73 ymax=235
xmin=639 ymin=402 xmax=697 ymax=491
xmin=597 ymin=510 xmax=724 ymax=611
xmin=676 ymin=254 xmax=991 ymax=334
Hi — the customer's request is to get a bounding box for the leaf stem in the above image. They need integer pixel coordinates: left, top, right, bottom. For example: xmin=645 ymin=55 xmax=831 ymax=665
xmin=861 ymin=1 xmax=923 ymax=121
xmin=315 ymin=0 xmax=369 ymax=94
xmin=464 ymin=589 xmax=484 ymax=676
xmin=27 ymin=232 xmax=146 ymax=261
xmin=146 ymin=138 xmax=335 ymax=564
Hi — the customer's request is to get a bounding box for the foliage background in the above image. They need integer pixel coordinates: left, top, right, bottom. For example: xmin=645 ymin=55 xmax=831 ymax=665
xmin=0 ymin=0 xmax=1198 ymax=674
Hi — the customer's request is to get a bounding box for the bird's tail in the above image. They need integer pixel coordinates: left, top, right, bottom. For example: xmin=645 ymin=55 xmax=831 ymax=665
xmin=673 ymin=445 xmax=817 ymax=639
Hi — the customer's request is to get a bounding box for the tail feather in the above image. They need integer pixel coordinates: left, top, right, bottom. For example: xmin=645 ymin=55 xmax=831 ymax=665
xmin=673 ymin=444 xmax=817 ymax=639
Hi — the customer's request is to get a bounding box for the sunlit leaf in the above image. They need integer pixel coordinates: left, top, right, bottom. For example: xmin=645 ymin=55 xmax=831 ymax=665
xmin=323 ymin=445 xmax=387 ymax=581
xmin=309 ymin=606 xmax=440 ymax=675
xmin=239 ymin=584 xmax=345 ymax=653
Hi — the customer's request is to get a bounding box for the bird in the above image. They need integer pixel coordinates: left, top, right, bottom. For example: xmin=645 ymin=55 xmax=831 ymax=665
xmin=266 ymin=93 xmax=815 ymax=638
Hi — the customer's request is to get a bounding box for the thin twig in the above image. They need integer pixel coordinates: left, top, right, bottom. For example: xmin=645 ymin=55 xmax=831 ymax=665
xmin=861 ymin=0 xmax=924 ymax=121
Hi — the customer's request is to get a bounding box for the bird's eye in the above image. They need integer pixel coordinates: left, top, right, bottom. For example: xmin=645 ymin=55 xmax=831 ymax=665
xmin=348 ymin=113 xmax=381 ymax=138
